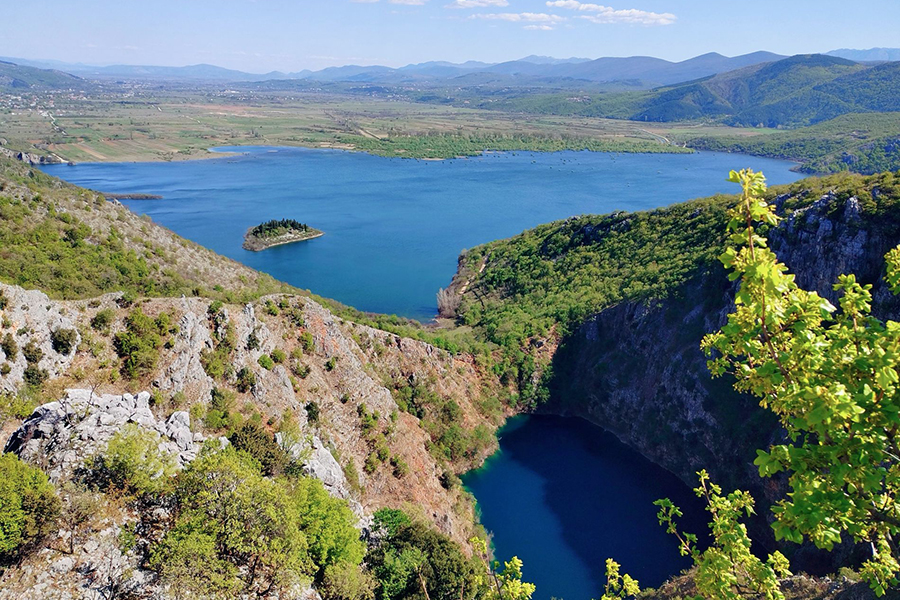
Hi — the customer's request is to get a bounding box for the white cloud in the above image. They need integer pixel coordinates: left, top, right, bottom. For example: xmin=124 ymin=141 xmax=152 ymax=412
xmin=471 ymin=12 xmax=566 ymax=23
xmin=445 ymin=0 xmax=509 ymax=7
xmin=390 ymin=0 xmax=428 ymax=4
xmin=545 ymin=0 xmax=675 ymax=25
xmin=524 ymin=24 xmax=554 ymax=30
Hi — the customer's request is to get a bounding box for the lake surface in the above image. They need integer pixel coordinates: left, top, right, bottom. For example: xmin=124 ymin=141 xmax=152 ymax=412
xmin=463 ymin=415 xmax=708 ymax=600
xmin=43 ymin=147 xmax=803 ymax=321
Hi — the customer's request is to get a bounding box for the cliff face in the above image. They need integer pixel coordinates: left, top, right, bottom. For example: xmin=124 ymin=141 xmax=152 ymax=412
xmin=547 ymin=192 xmax=900 ymax=499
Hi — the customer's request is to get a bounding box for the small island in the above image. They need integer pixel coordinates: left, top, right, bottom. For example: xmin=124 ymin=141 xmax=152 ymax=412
xmin=242 ymin=218 xmax=324 ymax=251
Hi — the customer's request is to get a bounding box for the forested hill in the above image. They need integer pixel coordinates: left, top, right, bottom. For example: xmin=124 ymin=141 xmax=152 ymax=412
xmin=459 ymin=54 xmax=900 ymax=129
xmin=629 ymin=54 xmax=864 ymax=125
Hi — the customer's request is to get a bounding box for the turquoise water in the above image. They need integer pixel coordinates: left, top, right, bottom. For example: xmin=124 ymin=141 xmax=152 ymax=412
xmin=463 ymin=416 xmax=708 ymax=600
xmin=43 ymin=147 xmax=802 ymax=321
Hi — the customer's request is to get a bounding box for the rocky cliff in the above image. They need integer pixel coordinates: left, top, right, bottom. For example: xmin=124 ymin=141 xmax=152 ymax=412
xmin=545 ymin=190 xmax=900 ymax=564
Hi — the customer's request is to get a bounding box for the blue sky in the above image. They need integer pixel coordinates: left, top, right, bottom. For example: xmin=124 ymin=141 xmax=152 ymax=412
xmin=2 ymin=0 xmax=898 ymax=72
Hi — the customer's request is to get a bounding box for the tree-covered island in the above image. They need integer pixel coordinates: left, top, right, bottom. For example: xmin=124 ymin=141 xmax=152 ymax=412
xmin=242 ymin=218 xmax=324 ymax=251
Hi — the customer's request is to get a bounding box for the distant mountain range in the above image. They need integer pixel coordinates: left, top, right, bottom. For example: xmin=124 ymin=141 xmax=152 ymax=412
xmin=827 ymin=48 xmax=900 ymax=62
xmin=0 ymin=51 xmax=793 ymax=87
xmin=479 ymin=54 xmax=900 ymax=128
xmin=3 ymin=47 xmax=899 ymax=104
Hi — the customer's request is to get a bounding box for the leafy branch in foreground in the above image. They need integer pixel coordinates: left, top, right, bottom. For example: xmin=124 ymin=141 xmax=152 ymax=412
xmin=602 ymin=469 xmax=788 ymax=600
xmin=702 ymin=168 xmax=900 ymax=594
xmin=599 ymin=559 xmax=640 ymax=600
xmin=471 ymin=537 xmax=536 ymax=600
xmin=655 ymin=471 xmax=790 ymax=600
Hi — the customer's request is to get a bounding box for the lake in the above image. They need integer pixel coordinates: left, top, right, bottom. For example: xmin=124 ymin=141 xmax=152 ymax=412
xmin=43 ymin=146 xmax=803 ymax=321
xmin=462 ymin=415 xmax=709 ymax=600
xmin=43 ymin=147 xmax=802 ymax=599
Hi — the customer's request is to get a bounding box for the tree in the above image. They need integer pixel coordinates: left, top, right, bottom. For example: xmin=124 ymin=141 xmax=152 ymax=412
xmin=368 ymin=513 xmax=483 ymax=600
xmin=702 ymin=168 xmax=900 ymax=594
xmin=228 ymin=421 xmax=289 ymax=477
xmin=291 ymin=475 xmax=366 ymax=576
xmin=151 ymin=444 xmax=364 ymax=597
xmin=58 ymin=481 xmax=101 ymax=555
xmin=114 ymin=308 xmax=171 ymax=379
xmin=0 ymin=452 xmax=60 ymax=562
xmin=320 ymin=562 xmax=377 ymax=600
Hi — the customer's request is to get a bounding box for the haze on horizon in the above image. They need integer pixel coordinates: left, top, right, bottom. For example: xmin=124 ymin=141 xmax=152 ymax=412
xmin=2 ymin=0 xmax=899 ymax=73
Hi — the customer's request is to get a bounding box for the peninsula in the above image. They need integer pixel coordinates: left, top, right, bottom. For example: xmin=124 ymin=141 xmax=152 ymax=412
xmin=242 ymin=218 xmax=324 ymax=251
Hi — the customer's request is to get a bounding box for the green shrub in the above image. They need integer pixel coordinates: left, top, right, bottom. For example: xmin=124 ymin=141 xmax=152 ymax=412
xmin=114 ymin=308 xmax=171 ymax=379
xmin=236 ymin=367 xmax=256 ymax=393
xmin=358 ymin=404 xmax=379 ymax=433
xmin=325 ymin=357 xmax=338 ymax=372
xmin=0 ymin=453 xmax=60 ymax=561
xmin=293 ymin=361 xmax=311 ymax=379
xmin=228 ymin=421 xmax=288 ymax=476
xmin=305 ymin=401 xmax=320 ymax=423
xmin=271 ymin=348 xmax=286 ymax=364
xmin=0 ymin=290 xmax=7 ymax=310
xmin=204 ymin=410 xmax=228 ymax=431
xmin=0 ymin=364 xmax=9 ymax=376
xmin=373 ymin=508 xmax=412 ymax=538
xmin=0 ymin=333 xmax=17 ymax=361
xmin=204 ymin=388 xmax=236 ymax=432
xmin=300 ymin=332 xmax=315 ymax=353
xmin=390 ymin=456 xmax=409 ymax=479
xmin=117 ymin=291 xmax=136 ymax=308
xmin=207 ymin=300 xmax=223 ymax=317
xmin=246 ymin=329 xmax=260 ymax=351
xmin=320 ymin=562 xmax=376 ymax=600
xmin=201 ymin=319 xmax=236 ymax=380
xmin=50 ymin=328 xmax=77 ymax=355
xmin=87 ymin=423 xmax=177 ymax=497
xmin=258 ymin=354 xmax=275 ymax=370
xmin=90 ymin=309 xmax=115 ymax=332
xmin=22 ymin=340 xmax=42 ymax=364
xmin=364 ymin=453 xmax=380 ymax=474
xmin=22 ymin=365 xmax=48 ymax=387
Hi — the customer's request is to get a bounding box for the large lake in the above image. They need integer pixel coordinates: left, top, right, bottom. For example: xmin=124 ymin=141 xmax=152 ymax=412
xmin=43 ymin=147 xmax=803 ymax=599
xmin=43 ymin=146 xmax=802 ymax=321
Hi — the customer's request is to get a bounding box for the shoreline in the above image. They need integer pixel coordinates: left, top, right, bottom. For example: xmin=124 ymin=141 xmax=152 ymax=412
xmin=242 ymin=228 xmax=324 ymax=252
xmin=38 ymin=138 xmax=695 ymax=166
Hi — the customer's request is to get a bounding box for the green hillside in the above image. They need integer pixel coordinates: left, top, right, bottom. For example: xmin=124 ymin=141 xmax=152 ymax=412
xmin=453 ymin=170 xmax=900 ymax=396
xmin=632 ymin=54 xmax=866 ymax=126
xmin=0 ymin=60 xmax=84 ymax=90
xmin=686 ymin=112 xmax=900 ymax=174
xmin=458 ymin=55 xmax=900 ymax=130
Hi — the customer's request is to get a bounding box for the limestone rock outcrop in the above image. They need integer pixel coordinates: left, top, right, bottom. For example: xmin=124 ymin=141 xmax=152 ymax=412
xmin=4 ymin=389 xmax=206 ymax=481
xmin=0 ymin=285 xmax=80 ymax=393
